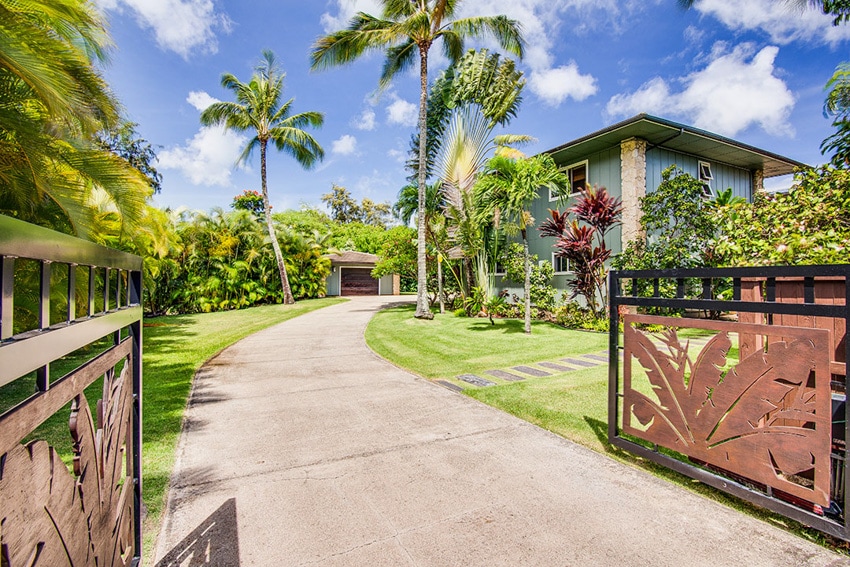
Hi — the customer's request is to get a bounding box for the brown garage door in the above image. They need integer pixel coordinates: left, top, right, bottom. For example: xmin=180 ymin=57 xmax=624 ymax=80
xmin=341 ymin=268 xmax=379 ymax=295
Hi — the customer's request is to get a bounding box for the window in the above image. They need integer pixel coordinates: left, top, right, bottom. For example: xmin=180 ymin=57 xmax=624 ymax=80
xmin=553 ymin=255 xmax=569 ymax=273
xmin=550 ymin=160 xmax=588 ymax=201
xmin=698 ymin=161 xmax=712 ymax=197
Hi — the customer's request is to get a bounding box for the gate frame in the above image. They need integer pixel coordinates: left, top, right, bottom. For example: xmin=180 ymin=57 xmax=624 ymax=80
xmin=0 ymin=214 xmax=143 ymax=565
xmin=608 ymin=264 xmax=850 ymax=540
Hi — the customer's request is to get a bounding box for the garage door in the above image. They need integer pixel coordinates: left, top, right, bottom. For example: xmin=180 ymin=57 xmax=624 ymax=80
xmin=341 ymin=268 xmax=379 ymax=295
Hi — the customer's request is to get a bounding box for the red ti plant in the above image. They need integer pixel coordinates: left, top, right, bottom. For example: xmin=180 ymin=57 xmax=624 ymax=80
xmin=539 ymin=185 xmax=622 ymax=314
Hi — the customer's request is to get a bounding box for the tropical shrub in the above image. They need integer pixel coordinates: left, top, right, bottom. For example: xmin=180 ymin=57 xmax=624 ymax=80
xmin=552 ymin=302 xmax=609 ymax=332
xmin=712 ymin=165 xmax=850 ymax=266
xmin=541 ymin=185 xmax=622 ymax=314
xmin=499 ymin=243 xmax=557 ymax=311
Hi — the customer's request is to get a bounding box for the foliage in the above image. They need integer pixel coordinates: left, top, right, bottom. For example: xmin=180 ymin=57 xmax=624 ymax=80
xmin=143 ymin=209 xmax=332 ymax=314
xmin=712 ymin=165 xmax=850 ymax=266
xmin=614 ymin=166 xmax=716 ymax=271
xmin=541 ymin=185 xmax=622 ymax=314
xmin=499 ymin=243 xmax=557 ymax=311
xmin=476 ymin=153 xmax=567 ymax=333
xmin=97 ymin=121 xmax=162 ymax=193
xmin=0 ymin=0 xmax=152 ymax=240
xmin=321 ymin=183 xmax=392 ymax=227
xmin=822 ymin=62 xmax=850 ymax=167
xmin=200 ymin=50 xmax=324 ymax=305
xmin=373 ymin=225 xmax=417 ymax=283
xmin=311 ymin=0 xmax=525 ymax=320
xmin=275 ymin=207 xmax=336 ymax=235
xmin=552 ymin=302 xmax=609 ymax=332
xmin=232 ymin=189 xmax=265 ymax=217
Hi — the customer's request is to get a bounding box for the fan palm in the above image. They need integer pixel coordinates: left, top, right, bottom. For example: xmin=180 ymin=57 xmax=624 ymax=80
xmin=201 ymin=51 xmax=324 ymax=304
xmin=475 ymin=154 xmax=566 ymax=334
xmin=311 ymin=0 xmax=524 ymax=319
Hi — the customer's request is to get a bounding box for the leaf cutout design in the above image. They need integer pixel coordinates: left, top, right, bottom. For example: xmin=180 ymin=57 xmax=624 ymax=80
xmin=624 ymin=319 xmax=831 ymax=507
xmin=624 ymin=323 xmax=691 ymax=444
xmin=706 ymin=339 xmax=815 ymax=446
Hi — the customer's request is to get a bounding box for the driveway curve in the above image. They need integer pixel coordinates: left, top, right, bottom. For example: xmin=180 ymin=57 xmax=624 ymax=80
xmin=154 ymin=296 xmax=849 ymax=566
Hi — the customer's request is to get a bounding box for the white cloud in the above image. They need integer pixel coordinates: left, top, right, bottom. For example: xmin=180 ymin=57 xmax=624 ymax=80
xmin=97 ymin=0 xmax=232 ymax=58
xmin=317 ymin=0 xmax=664 ymax=108
xmin=386 ymin=96 xmax=418 ymax=127
xmin=157 ymin=91 xmax=247 ymax=186
xmin=186 ymin=91 xmax=219 ymax=111
xmin=606 ymin=43 xmax=795 ymax=138
xmin=332 ymin=134 xmax=358 ymax=156
xmin=352 ymin=108 xmax=377 ymax=131
xmin=529 ymin=62 xmax=598 ymax=106
xmin=320 ymin=0 xmax=383 ymax=32
xmin=387 ymin=148 xmax=407 ymax=163
xmin=691 ymin=0 xmax=850 ymax=46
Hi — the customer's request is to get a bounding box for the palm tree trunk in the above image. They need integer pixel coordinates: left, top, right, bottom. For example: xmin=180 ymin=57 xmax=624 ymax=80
xmin=437 ymin=254 xmax=445 ymax=314
xmin=260 ymin=139 xmax=295 ymax=304
xmin=414 ymin=44 xmax=433 ymax=320
xmin=522 ymin=230 xmax=531 ymax=335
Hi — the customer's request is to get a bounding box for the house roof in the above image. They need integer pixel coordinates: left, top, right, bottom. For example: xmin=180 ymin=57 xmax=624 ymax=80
xmin=543 ymin=114 xmax=807 ymax=178
xmin=325 ymin=251 xmax=379 ymax=266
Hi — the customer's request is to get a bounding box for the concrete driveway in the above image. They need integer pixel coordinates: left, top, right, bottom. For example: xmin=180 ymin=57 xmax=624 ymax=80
xmin=154 ymin=296 xmax=849 ymax=566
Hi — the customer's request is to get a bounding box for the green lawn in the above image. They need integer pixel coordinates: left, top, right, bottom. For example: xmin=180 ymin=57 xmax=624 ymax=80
xmin=365 ymin=304 xmax=846 ymax=553
xmin=0 ymin=296 xmax=346 ymax=560
xmin=365 ymin=305 xmax=608 ymax=381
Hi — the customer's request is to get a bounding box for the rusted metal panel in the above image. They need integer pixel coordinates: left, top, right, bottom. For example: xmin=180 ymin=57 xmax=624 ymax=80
xmin=623 ymin=314 xmax=831 ymax=507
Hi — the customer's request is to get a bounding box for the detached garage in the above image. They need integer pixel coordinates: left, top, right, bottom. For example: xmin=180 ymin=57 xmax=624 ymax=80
xmin=324 ymin=251 xmax=398 ymax=297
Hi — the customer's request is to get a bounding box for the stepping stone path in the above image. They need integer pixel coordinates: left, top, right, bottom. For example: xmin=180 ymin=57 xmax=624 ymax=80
xmin=512 ymin=365 xmax=551 ymax=377
xmin=486 ymin=369 xmax=526 ymax=381
xmin=457 ymin=374 xmax=496 ymax=387
xmin=452 ymin=350 xmax=612 ymax=389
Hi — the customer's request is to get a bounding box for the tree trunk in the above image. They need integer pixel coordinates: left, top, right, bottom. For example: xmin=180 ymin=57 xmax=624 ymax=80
xmin=437 ymin=254 xmax=445 ymax=314
xmin=261 ymin=139 xmax=295 ymax=304
xmin=414 ymin=44 xmax=433 ymax=320
xmin=523 ymin=230 xmax=531 ymax=334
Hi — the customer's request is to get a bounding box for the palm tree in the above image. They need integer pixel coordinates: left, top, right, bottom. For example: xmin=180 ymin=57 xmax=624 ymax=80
xmin=475 ymin=154 xmax=566 ymax=334
xmin=0 ymin=0 xmax=152 ymax=239
xmin=311 ymin=1 xmax=524 ymax=319
xmin=201 ymin=51 xmax=324 ymax=304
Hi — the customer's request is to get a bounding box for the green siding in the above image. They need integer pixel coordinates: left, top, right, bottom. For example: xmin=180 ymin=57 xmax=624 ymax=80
xmin=646 ymin=148 xmax=753 ymax=201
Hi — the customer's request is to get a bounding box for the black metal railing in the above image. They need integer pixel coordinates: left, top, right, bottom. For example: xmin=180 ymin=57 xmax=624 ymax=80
xmin=609 ymin=264 xmax=850 ymax=541
xmin=0 ymin=214 xmax=143 ymax=565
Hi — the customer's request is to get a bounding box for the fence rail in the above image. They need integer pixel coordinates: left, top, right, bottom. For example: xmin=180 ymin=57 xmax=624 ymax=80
xmin=0 ymin=214 xmax=143 ymax=566
xmin=609 ymin=264 xmax=850 ymax=541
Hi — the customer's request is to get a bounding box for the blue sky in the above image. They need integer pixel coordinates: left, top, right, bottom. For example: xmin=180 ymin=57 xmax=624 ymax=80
xmin=95 ymin=0 xmax=850 ymax=214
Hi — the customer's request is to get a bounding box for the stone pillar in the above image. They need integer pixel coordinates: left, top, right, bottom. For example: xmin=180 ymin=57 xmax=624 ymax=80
xmin=620 ymin=137 xmax=647 ymax=252
xmin=392 ymin=273 xmax=400 ymax=295
xmin=752 ymin=169 xmax=764 ymax=195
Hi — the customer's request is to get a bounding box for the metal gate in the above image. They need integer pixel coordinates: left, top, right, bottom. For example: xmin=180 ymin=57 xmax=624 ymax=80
xmin=609 ymin=264 xmax=849 ymax=540
xmin=0 ymin=215 xmax=143 ymax=565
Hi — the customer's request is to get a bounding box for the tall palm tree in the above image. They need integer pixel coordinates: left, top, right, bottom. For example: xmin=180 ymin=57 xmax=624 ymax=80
xmin=475 ymin=154 xmax=566 ymax=334
xmin=201 ymin=51 xmax=324 ymax=304
xmin=311 ymin=1 xmax=524 ymax=319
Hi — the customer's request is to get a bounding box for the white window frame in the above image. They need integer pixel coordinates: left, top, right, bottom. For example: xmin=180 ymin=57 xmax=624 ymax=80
xmin=550 ymin=160 xmax=589 ymax=201
xmin=698 ymin=160 xmax=713 ymax=197
xmin=552 ymin=253 xmax=571 ymax=274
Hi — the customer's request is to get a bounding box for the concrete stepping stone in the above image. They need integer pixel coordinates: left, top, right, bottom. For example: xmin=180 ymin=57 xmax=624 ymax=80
xmin=512 ymin=365 xmax=551 ymax=377
xmin=581 ymin=353 xmax=609 ymax=362
xmin=437 ymin=380 xmax=464 ymax=392
xmin=457 ymin=374 xmax=496 ymax=387
xmin=538 ymin=361 xmax=576 ymax=372
xmin=560 ymin=357 xmax=598 ymax=368
xmin=485 ymin=369 xmax=526 ymax=382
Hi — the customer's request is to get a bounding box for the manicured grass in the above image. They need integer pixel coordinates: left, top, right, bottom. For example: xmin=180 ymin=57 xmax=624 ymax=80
xmin=0 ymin=297 xmax=346 ymax=561
xmin=365 ymin=305 xmax=608 ymax=380
xmin=366 ymin=304 xmax=848 ymax=554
